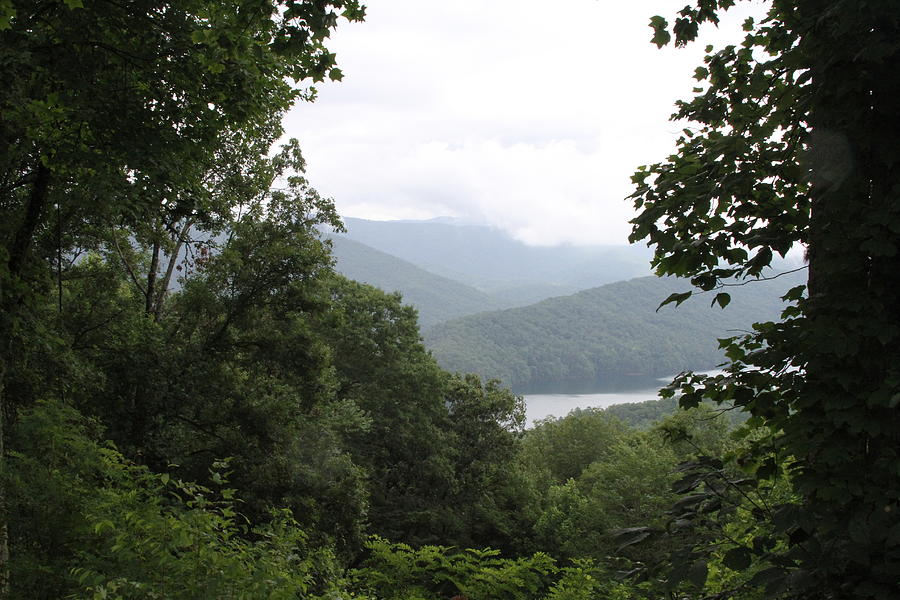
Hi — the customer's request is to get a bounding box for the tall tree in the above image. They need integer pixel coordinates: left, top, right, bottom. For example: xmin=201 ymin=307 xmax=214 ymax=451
xmin=320 ymin=276 xmax=457 ymax=546
xmin=629 ymin=1 xmax=900 ymax=597
xmin=0 ymin=0 xmax=363 ymax=592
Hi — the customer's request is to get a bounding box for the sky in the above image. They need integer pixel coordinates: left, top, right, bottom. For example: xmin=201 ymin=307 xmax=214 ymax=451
xmin=282 ymin=0 xmax=769 ymax=246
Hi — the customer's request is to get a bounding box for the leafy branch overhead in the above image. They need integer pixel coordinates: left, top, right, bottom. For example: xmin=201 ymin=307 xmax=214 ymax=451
xmin=629 ymin=1 xmax=900 ymax=599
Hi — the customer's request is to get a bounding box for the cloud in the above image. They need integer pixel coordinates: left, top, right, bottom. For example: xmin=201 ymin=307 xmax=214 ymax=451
xmin=283 ymin=0 xmax=769 ymax=245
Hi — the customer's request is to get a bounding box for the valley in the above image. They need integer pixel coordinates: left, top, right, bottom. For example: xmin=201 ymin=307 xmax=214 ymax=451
xmin=328 ymin=217 xmax=803 ymax=394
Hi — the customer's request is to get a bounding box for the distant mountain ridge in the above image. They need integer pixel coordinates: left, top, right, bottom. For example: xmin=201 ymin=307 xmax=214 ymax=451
xmin=423 ymin=272 xmax=805 ymax=392
xmin=332 ymin=217 xmax=654 ymax=297
xmin=326 ymin=235 xmax=504 ymax=328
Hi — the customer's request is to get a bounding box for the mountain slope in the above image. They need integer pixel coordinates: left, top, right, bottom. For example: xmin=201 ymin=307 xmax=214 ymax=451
xmin=423 ymin=272 xmax=805 ymax=391
xmin=327 ymin=235 xmax=503 ymax=328
xmin=333 ymin=217 xmax=653 ymax=300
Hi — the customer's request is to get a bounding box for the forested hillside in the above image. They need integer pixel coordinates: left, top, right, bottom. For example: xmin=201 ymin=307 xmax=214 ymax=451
xmin=424 ymin=272 xmax=804 ymax=391
xmin=326 ymin=235 xmax=504 ymax=327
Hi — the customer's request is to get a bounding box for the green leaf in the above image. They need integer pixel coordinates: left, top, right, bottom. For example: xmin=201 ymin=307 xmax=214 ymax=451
xmin=723 ymin=547 xmax=752 ymax=570
xmin=712 ymin=292 xmax=731 ymax=308
xmin=612 ymin=527 xmax=656 ymax=550
xmin=342 ymin=4 xmax=366 ymax=21
xmin=658 ymin=291 xmax=692 ymax=310
xmin=671 ymin=493 xmax=709 ymax=514
xmin=771 ymin=503 xmax=801 ymax=532
xmin=748 ymin=567 xmax=785 ymax=591
xmin=781 ymin=285 xmax=806 ymax=302
xmin=671 ymin=473 xmax=701 ymax=494
xmin=649 ymin=16 xmax=671 ymax=48
xmin=687 ymin=560 xmax=708 ymax=588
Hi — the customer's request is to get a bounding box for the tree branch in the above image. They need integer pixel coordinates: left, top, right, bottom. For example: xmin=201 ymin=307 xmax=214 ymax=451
xmin=110 ymin=231 xmax=147 ymax=298
xmin=152 ymin=218 xmax=193 ymax=318
xmin=8 ymin=163 xmax=50 ymax=277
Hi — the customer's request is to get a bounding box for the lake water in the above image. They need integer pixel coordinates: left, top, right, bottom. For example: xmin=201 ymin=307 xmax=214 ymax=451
xmin=522 ymin=371 xmax=720 ymax=426
xmin=524 ymin=387 xmax=664 ymax=426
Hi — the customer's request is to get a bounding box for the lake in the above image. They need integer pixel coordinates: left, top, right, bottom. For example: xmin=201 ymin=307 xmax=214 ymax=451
xmin=524 ymin=387 xmax=664 ymax=426
xmin=522 ymin=371 xmax=719 ymax=426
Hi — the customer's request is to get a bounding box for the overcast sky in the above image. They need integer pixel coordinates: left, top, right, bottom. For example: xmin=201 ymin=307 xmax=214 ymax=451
xmin=282 ymin=0 xmax=768 ymax=246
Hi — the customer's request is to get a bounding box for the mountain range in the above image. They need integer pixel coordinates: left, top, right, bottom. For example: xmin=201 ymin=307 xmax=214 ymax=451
xmin=325 ymin=217 xmax=805 ymax=391
xmin=332 ymin=217 xmax=653 ymax=299
xmin=326 ymin=235 xmax=504 ymax=328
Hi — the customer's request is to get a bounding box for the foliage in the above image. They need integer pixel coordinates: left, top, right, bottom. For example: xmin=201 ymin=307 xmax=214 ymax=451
xmin=349 ymin=537 xmax=634 ymax=600
xmin=0 ymin=0 xmax=366 ymax=421
xmin=74 ymin=473 xmax=342 ymax=600
xmin=11 ymin=0 xmax=898 ymax=597
xmin=520 ymin=409 xmax=627 ymax=485
xmin=0 ymin=0 xmax=363 ymax=296
xmin=320 ymin=275 xmax=456 ymax=546
xmin=613 ymin=428 xmax=796 ymax=599
xmin=0 ymin=0 xmax=367 ymax=592
xmin=14 ymin=149 xmax=373 ymax=556
xmin=351 ymin=538 xmax=555 ymax=600
xmin=7 ymin=399 xmax=345 ymax=599
xmin=440 ymin=374 xmax=530 ymax=552
xmin=600 ymin=398 xmax=678 ymax=430
xmin=629 ymin=1 xmax=900 ymax=597
xmin=520 ymin=407 xmax=733 ymax=563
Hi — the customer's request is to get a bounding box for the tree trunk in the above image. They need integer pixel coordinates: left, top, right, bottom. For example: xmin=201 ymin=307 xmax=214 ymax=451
xmin=152 ymin=219 xmax=193 ymax=318
xmin=146 ymin=236 xmax=160 ymax=314
xmin=790 ymin=2 xmax=900 ymax=594
xmin=0 ymin=161 xmax=51 ymax=598
xmin=0 ymin=360 xmax=7 ymax=600
xmin=7 ymin=164 xmax=50 ymax=277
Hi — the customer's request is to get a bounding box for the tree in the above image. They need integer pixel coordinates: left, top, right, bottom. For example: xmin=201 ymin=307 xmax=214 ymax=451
xmin=441 ymin=374 xmax=527 ymax=551
xmin=348 ymin=537 xmax=635 ymax=600
xmin=0 ymin=0 xmax=363 ymax=592
xmin=319 ymin=277 xmax=459 ymax=546
xmin=522 ymin=406 xmax=729 ymax=565
xmin=629 ymin=1 xmax=900 ymax=597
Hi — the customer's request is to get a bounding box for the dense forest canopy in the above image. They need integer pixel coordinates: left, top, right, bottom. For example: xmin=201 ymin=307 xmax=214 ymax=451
xmin=1 ymin=0 xmax=897 ymax=599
